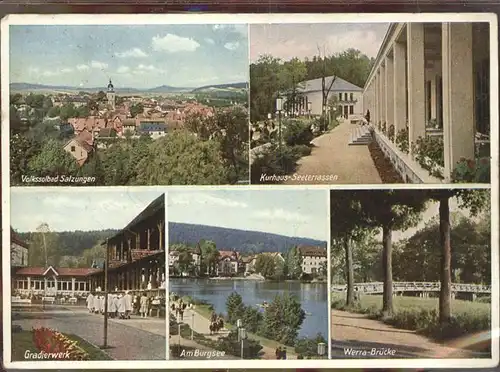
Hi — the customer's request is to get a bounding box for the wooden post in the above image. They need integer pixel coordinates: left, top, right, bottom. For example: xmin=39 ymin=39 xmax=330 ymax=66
xmin=103 ymin=238 xmax=109 ymax=348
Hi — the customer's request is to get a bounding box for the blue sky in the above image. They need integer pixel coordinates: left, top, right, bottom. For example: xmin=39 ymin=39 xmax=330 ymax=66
xmin=168 ymin=189 xmax=328 ymax=241
xmin=11 ymin=189 xmax=165 ymax=232
xmin=250 ymin=23 xmax=389 ymax=62
xmin=10 ymin=24 xmax=248 ymax=89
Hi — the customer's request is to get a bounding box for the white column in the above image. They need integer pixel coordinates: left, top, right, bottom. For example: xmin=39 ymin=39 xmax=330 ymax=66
xmin=377 ymin=72 xmax=382 ymax=125
xmin=72 ymin=277 xmax=76 ymax=295
xmin=407 ymin=23 xmax=427 ymax=153
xmin=44 ymin=277 xmax=47 ymax=292
xmin=430 ymin=76 xmax=437 ymax=120
xmin=393 ymin=41 xmax=407 ymax=136
xmin=27 ymin=277 xmax=31 ymax=291
xmin=442 ymin=23 xmax=475 ymax=181
xmin=385 ymin=55 xmax=394 ymax=129
xmin=380 ymin=63 xmax=386 ymax=125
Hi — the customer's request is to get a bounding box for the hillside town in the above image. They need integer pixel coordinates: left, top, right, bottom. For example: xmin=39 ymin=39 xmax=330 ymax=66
xmin=10 ymin=79 xmax=249 ymax=186
xmin=168 ymin=243 xmax=327 ymax=280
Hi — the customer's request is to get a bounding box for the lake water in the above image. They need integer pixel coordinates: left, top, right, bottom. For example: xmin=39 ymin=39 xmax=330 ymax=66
xmin=170 ymin=278 xmax=328 ymax=338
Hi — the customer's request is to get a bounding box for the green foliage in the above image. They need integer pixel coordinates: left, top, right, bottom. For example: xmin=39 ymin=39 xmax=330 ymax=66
xmin=294 ymin=334 xmax=327 ymax=358
xmin=226 ymin=292 xmax=245 ymax=324
xmin=283 ymin=119 xmax=313 ymax=147
xmin=129 ymin=103 xmax=144 ymax=118
xmin=395 ymin=127 xmax=409 ymax=154
xmin=27 ymin=139 xmax=79 ymax=180
xmin=241 ymin=305 xmax=263 ymax=333
xmin=331 ymin=294 xmax=490 ymax=349
xmin=452 ymin=157 xmax=490 ymax=183
xmin=10 ymin=135 xmax=41 ymax=184
xmin=199 ymin=240 xmax=219 ymax=276
xmin=135 ymin=130 xmax=229 ymax=185
xmin=388 ymin=124 xmax=395 ymax=142
xmin=215 ymin=330 xmax=263 ymax=359
xmin=260 ymin=294 xmax=306 ymax=346
xmin=285 ymin=246 xmax=303 ymax=280
xmin=251 ymin=145 xmax=301 ymax=184
xmin=254 ymin=254 xmax=279 ymax=279
xmin=411 ymin=136 xmax=445 ymax=178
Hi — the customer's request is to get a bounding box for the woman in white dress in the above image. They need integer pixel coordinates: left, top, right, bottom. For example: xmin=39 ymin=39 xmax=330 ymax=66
xmin=86 ymin=293 xmax=94 ymax=313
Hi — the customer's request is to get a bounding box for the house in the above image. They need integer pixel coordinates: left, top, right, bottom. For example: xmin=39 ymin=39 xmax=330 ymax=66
xmin=11 ymin=228 xmax=28 ymax=268
xmin=168 ymin=244 xmax=202 ymax=276
xmin=12 ymin=266 xmax=100 ymax=297
xmin=362 ymin=22 xmax=490 ymax=182
xmin=137 ymin=121 xmax=167 ymax=139
xmin=123 ymin=118 xmax=137 ymax=134
xmin=298 ymin=245 xmax=327 ymax=275
xmin=295 ymin=76 xmax=363 ymax=119
xmin=217 ymin=250 xmax=239 ymax=276
xmin=63 ymin=130 xmax=94 ymax=166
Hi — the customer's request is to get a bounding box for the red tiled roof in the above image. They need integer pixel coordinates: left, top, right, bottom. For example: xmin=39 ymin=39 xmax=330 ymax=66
xmin=298 ymin=245 xmax=327 ymax=258
xmin=13 ymin=266 xmax=100 ymax=277
xmin=219 ymin=250 xmax=239 ymax=261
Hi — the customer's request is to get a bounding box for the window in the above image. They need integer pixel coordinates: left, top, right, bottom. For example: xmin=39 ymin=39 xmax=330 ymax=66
xmin=350 ymin=93 xmax=354 ymax=101
xmin=338 ymin=93 xmax=342 ymax=101
xmin=349 ymin=105 xmax=354 ymax=115
xmin=70 ymin=146 xmax=76 ymax=152
xmin=344 ymin=93 xmax=348 ymax=101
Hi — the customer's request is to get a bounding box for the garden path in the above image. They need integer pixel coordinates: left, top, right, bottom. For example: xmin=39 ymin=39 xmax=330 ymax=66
xmin=284 ymin=120 xmax=382 ymax=184
xmin=331 ymin=309 xmax=479 ymax=358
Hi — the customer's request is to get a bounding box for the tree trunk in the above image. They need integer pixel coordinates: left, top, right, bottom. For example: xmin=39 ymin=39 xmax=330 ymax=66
xmin=344 ymin=238 xmax=354 ymax=307
xmin=382 ymin=224 xmax=393 ymax=316
xmin=439 ymin=196 xmax=452 ymax=324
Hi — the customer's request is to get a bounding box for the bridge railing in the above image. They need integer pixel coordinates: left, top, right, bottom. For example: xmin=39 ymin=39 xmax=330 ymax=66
xmin=331 ymin=282 xmax=491 ymax=294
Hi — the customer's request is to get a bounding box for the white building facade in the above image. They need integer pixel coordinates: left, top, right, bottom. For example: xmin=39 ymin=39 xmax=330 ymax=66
xmin=363 ymin=22 xmax=491 ymax=182
xmin=299 ymin=246 xmax=327 ymax=275
xmin=296 ymin=76 xmax=364 ymax=119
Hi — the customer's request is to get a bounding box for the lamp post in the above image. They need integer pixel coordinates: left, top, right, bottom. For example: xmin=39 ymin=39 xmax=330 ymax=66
xmin=317 ymin=342 xmax=326 ymax=359
xmin=237 ymin=320 xmax=247 ymax=360
xmin=276 ymin=97 xmax=283 ymax=153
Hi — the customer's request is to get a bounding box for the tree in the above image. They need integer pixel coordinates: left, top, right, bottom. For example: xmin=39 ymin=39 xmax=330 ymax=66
xmin=317 ymin=46 xmax=336 ymax=129
xmin=177 ymin=248 xmax=194 ymax=276
xmin=47 ymin=106 xmax=61 ymax=118
xmin=226 ymin=292 xmax=245 ymax=324
xmin=254 ymin=254 xmax=277 ymax=279
xmin=27 ymin=139 xmax=79 ymax=181
xmin=135 ymin=131 xmax=229 ymax=185
xmin=96 ymin=91 xmax=106 ymax=102
xmin=357 ymin=190 xmax=428 ymax=316
xmin=261 ymin=293 xmax=306 ymax=346
xmin=278 ymin=58 xmax=307 ymax=116
xmin=424 ymin=189 xmax=489 ymax=325
xmin=199 ymin=240 xmax=220 ymax=276
xmin=286 ymin=246 xmax=303 ymax=280
xmin=130 ymin=103 xmax=144 ymax=118
xmin=330 ymin=190 xmax=373 ymax=307
xmin=249 ymin=55 xmax=281 ymax=122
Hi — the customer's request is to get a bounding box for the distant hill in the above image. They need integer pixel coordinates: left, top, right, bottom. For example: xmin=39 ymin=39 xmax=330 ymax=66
xmin=168 ymin=222 xmax=326 ymax=254
xmin=191 ymin=82 xmax=248 ymax=93
xmin=18 ymin=229 xmax=120 ymax=256
xmin=10 ymin=82 xmax=247 ymax=94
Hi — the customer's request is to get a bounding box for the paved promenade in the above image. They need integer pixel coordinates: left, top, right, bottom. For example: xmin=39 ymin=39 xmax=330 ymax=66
xmin=284 ymin=121 xmax=382 ymax=184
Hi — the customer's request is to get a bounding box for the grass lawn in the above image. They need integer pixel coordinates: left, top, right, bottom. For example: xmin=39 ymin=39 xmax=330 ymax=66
xmin=193 ymin=304 xmax=297 ymax=356
xmin=331 ymin=293 xmax=491 ymax=317
xmin=12 ymin=330 xmax=113 ymax=361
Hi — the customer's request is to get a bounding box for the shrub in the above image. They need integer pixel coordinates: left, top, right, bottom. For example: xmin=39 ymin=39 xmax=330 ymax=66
xmin=412 ymin=136 xmax=444 ymax=178
xmin=241 ymin=306 xmax=263 ymax=333
xmin=388 ymin=124 xmax=395 ymax=142
xmin=452 ymin=157 xmax=490 ymax=183
xmin=283 ymin=120 xmax=313 ymax=146
xmin=291 ymin=144 xmax=312 ymax=157
xmin=215 ymin=330 xmax=263 ymax=359
xmin=381 ymin=121 xmax=387 ymax=135
xmin=294 ymin=334 xmax=327 ymax=358
xmin=250 ymin=146 xmax=301 ymax=183
xmin=396 ymin=127 xmax=409 ymax=154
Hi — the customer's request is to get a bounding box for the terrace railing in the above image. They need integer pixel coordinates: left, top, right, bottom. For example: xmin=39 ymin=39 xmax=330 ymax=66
xmin=331 ymin=281 xmax=491 ymax=294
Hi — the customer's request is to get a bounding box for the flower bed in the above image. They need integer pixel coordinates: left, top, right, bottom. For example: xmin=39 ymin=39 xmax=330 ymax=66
xmin=32 ymin=327 xmax=90 ymax=360
xmin=452 ymin=157 xmax=491 ymax=183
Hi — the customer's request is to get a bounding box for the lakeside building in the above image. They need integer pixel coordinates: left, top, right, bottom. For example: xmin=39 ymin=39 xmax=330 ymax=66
xmin=11 ymin=194 xmax=165 ymax=298
xmin=298 ymin=245 xmax=327 ymax=275
xmin=362 ymin=22 xmax=490 ymax=183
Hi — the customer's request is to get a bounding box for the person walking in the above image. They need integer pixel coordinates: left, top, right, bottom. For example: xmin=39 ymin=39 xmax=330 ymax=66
xmin=140 ymin=293 xmax=148 ymax=318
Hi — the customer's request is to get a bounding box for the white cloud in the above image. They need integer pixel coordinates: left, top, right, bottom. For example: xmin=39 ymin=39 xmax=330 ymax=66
xmin=169 ymin=193 xmax=248 ymax=209
xmin=127 ymin=64 xmax=166 ymax=75
xmin=152 ymin=34 xmax=200 ymax=53
xmin=205 ymin=38 xmax=215 ymax=45
xmin=41 ymin=70 xmax=58 ymax=77
xmin=28 ymin=67 xmax=40 ymax=73
xmin=252 ymin=208 xmax=309 ymax=223
xmin=76 ymin=64 xmax=90 ymax=71
xmin=116 ymin=48 xmax=149 ymax=58
xmin=325 ymin=30 xmax=382 ymax=59
xmin=42 ymin=196 xmax=88 ymax=210
xmin=224 ymin=41 xmax=240 ymax=51
xmin=61 ymin=68 xmax=73 ymax=73
xmin=117 ymin=66 xmax=130 ymax=74
xmin=91 ymin=60 xmax=108 ymax=69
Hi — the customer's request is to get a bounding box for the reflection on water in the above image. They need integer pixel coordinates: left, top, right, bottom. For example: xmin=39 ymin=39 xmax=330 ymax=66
xmin=170 ymin=278 xmax=328 ymax=338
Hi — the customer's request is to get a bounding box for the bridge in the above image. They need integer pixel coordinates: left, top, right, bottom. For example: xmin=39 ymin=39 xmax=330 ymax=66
xmin=331 ymin=282 xmax=491 ymax=301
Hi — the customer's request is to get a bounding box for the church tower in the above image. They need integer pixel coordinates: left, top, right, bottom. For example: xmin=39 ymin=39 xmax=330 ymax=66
xmin=106 ymin=78 xmax=116 ymax=111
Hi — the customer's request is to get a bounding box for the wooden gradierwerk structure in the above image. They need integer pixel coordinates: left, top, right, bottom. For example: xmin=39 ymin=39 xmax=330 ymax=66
xmin=88 ymin=194 xmax=166 ymax=292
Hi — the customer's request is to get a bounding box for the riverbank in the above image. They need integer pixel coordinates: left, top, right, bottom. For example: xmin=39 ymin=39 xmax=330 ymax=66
xmin=170 ymin=275 xmax=327 ymax=283
xmin=331 ymin=293 xmax=491 ymax=353
xmin=178 ymin=296 xmax=298 ymax=359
